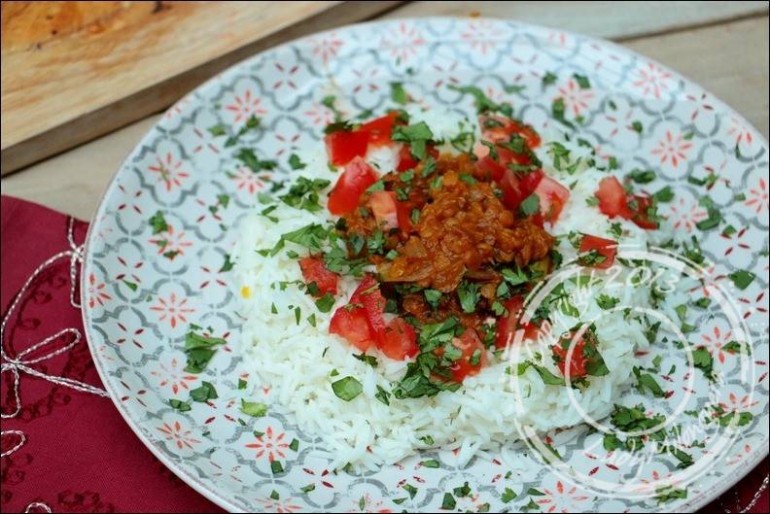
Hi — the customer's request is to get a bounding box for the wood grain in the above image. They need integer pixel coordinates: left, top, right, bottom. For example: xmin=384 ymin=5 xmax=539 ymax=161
xmin=0 ymin=1 xmax=402 ymax=175
xmin=2 ymin=5 xmax=767 ymax=221
xmin=384 ymin=1 xmax=768 ymax=40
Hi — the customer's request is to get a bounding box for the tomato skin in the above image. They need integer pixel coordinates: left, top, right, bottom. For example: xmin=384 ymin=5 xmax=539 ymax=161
xmin=360 ymin=112 xmax=398 ymax=147
xmin=369 ymin=191 xmax=400 ymax=230
xmin=298 ymin=256 xmax=339 ymax=296
xmin=552 ymin=333 xmax=588 ymax=379
xmin=327 ymin=157 xmax=379 ymax=215
xmin=628 ymin=195 xmax=659 ymax=230
xmin=533 ymin=176 xmax=570 ymax=224
xmin=479 ymin=115 xmax=542 ymax=149
xmin=578 ymin=234 xmax=618 ymax=269
xmin=495 ymin=296 xmax=539 ymax=349
xmin=519 ymin=168 xmax=544 ymax=193
xmin=497 ymin=169 xmax=527 ymax=211
xmin=594 ymin=177 xmax=659 ymax=230
xmin=350 ymin=274 xmax=388 ymax=338
xmin=380 ymin=317 xmax=418 ymax=360
xmin=330 ymin=306 xmax=375 ymax=352
xmin=475 ymin=155 xmax=507 ymax=181
xmin=595 ymin=177 xmax=633 ymax=219
xmin=325 ymin=130 xmax=370 ymax=167
xmin=397 ymin=144 xmax=438 ymax=172
xmin=449 ymin=329 xmax=488 ymax=382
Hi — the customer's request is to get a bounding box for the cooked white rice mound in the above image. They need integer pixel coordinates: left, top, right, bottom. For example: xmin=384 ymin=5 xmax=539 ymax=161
xmin=234 ymin=110 xmax=675 ymax=470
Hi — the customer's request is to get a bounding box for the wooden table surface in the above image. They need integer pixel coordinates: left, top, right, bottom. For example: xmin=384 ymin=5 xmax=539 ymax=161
xmin=3 ymin=0 xmax=768 ymax=221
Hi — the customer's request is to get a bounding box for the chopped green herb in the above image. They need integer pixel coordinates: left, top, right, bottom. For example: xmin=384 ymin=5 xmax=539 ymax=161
xmin=190 ymin=381 xmax=218 ymax=402
xmin=288 ymin=153 xmax=307 ymax=170
xmin=353 ymin=353 xmax=378 ymax=367
xmin=375 ymin=385 xmax=391 ymax=406
xmin=596 ymin=294 xmax=620 ymax=310
xmin=631 ymin=120 xmax=643 ymax=133
xmin=169 ymin=399 xmax=191 ymax=412
xmin=454 ymin=482 xmax=472 ymax=498
xmin=448 ymin=84 xmax=513 ymax=117
xmin=542 ymin=71 xmax=557 ymax=87
xmin=420 ymin=459 xmax=440 ymax=468
xmin=279 ymin=177 xmax=331 ymax=213
xmin=692 ymin=347 xmax=715 ymax=382
xmin=149 ymin=211 xmax=169 ymax=234
xmin=628 ymin=169 xmax=656 ymax=184
xmin=391 ymin=122 xmax=435 ymax=160
xmin=315 ymin=293 xmax=336 ymax=313
xmin=270 ymin=460 xmax=284 ymax=475
xmin=240 ymin=399 xmax=268 ymax=417
xmin=552 ymin=98 xmax=574 ymax=129
xmin=441 ymin=492 xmax=456 ymax=510
xmin=331 ymin=376 xmax=363 ymax=401
xmin=633 ymin=367 xmax=666 ymax=397
xmin=236 ymin=148 xmax=277 ymax=173
xmin=520 ymin=194 xmax=540 ymax=216
xmin=183 ymin=331 xmax=226 ymax=373
xmin=391 ymin=82 xmax=409 ymax=104
xmin=457 ymin=282 xmax=481 ymax=313
xmin=573 ymin=73 xmax=591 ymax=89
xmin=728 ymin=269 xmax=755 ymax=290
xmin=515 ymin=361 xmax=565 ymax=386
xmin=424 ymin=289 xmax=443 ymax=309
xmin=501 ymin=487 xmax=517 ymax=503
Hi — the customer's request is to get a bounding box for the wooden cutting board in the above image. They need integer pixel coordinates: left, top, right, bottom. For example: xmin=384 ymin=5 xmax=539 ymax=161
xmin=0 ymin=0 xmax=402 ymax=175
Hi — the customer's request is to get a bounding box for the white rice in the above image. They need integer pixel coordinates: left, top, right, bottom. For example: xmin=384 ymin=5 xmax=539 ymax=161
xmin=234 ymin=110 xmax=677 ymax=470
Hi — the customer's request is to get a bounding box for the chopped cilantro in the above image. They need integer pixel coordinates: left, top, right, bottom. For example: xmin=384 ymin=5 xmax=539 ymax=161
xmin=169 ymin=399 xmax=191 ymax=412
xmin=596 ymin=294 xmax=620 ymax=310
xmin=448 ymin=84 xmax=513 ymax=116
xmin=457 ymin=281 xmax=481 ymax=313
xmin=728 ymin=269 xmax=755 ymax=290
xmin=190 ymin=381 xmax=218 ymax=402
xmin=331 ymin=376 xmax=363 ymax=401
xmin=315 ymin=293 xmax=336 ymax=313
xmin=391 ymin=82 xmax=409 ymax=104
xmin=240 ymin=399 xmax=268 ymax=417
xmin=236 ymin=148 xmax=277 ymax=173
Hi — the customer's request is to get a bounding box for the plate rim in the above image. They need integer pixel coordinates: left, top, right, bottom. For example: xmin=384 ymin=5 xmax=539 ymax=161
xmin=80 ymin=15 xmax=770 ymax=513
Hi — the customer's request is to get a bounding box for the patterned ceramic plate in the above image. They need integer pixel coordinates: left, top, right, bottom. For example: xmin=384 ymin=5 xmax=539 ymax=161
xmin=82 ymin=18 xmax=769 ymax=513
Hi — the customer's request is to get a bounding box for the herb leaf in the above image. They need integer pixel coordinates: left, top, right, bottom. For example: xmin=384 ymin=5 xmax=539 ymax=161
xmin=332 ymin=376 xmax=363 ymax=401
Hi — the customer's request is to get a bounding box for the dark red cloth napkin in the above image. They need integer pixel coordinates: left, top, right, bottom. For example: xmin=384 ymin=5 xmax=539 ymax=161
xmin=1 ymin=194 xmax=767 ymax=513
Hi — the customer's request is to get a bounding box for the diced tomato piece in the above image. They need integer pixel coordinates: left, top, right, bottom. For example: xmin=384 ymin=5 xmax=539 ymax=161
xmin=396 ymin=144 xmax=419 ymax=172
xmin=595 ymin=177 xmax=632 ymax=219
xmin=595 ymin=178 xmax=659 ymax=230
xmin=552 ymin=330 xmax=589 ymax=380
xmin=360 ymin=112 xmax=398 ymax=147
xmin=497 ymin=169 xmax=527 ymax=211
xmin=325 ymin=130 xmax=369 ymax=167
xmin=479 ymin=115 xmax=542 ymax=149
xmin=379 ymin=318 xmax=418 ymax=360
xmin=628 ymin=195 xmax=659 ymax=230
xmin=533 ymin=176 xmax=570 ymax=224
xmin=369 ymin=191 xmax=402 ymax=231
xmin=519 ymin=168 xmax=544 ymax=193
xmin=578 ymin=235 xmax=618 ymax=270
xmin=350 ymin=274 xmax=387 ymax=338
xmin=495 ymin=295 xmax=539 ymax=349
xmin=327 ymin=157 xmax=379 ymax=215
xmin=298 ymin=256 xmax=339 ymax=296
xmin=448 ymin=329 xmax=488 ymax=382
xmin=397 ymin=144 xmax=438 ymax=172
xmin=330 ymin=306 xmax=374 ymax=352
xmin=475 ymin=155 xmax=507 ymax=181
